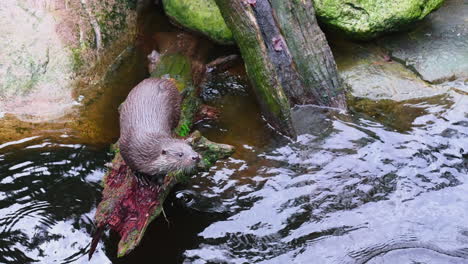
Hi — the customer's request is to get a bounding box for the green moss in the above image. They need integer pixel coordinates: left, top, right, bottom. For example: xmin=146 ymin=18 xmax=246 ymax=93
xmin=176 ymin=123 xmax=191 ymax=137
xmin=313 ymin=0 xmax=445 ymax=39
xmin=162 ymin=0 xmax=234 ymax=44
xmin=118 ymin=230 xmax=140 ymax=257
xmin=71 ymin=47 xmax=85 ymax=72
xmin=121 ymin=0 xmax=137 ymax=10
xmin=177 ymin=87 xmax=201 ymax=132
xmin=170 ymin=170 xmax=191 ymax=183
xmin=109 ymin=143 xmax=120 ymax=154
xmin=151 ymin=54 xmax=192 ymax=86
xmin=190 ymin=131 xmax=235 ymax=169
xmin=94 ymin=1 xmax=132 ymax=46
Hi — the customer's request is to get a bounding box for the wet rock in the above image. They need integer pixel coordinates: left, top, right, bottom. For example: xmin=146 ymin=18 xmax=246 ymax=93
xmin=380 ymin=0 xmax=468 ymax=83
xmin=162 ymin=0 xmax=234 ymax=45
xmin=0 ymin=0 xmax=137 ymax=122
xmin=314 ymin=0 xmax=444 ymax=39
xmin=333 ymin=40 xmax=447 ymax=101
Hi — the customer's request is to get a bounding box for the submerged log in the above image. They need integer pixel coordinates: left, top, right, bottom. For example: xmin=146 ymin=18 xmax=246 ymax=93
xmin=89 ymin=32 xmax=234 ymax=258
xmin=214 ymin=0 xmax=347 ymax=137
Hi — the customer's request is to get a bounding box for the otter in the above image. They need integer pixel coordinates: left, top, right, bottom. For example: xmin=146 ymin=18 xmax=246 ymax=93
xmin=119 ymin=78 xmax=200 ymax=183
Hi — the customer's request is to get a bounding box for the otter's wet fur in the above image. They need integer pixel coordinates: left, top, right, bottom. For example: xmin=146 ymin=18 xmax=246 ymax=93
xmin=119 ymin=78 xmax=200 ymax=181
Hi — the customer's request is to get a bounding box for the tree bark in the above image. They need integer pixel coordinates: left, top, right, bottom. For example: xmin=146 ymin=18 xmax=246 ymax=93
xmin=271 ymin=0 xmax=347 ymax=109
xmin=215 ymin=0 xmax=347 ymax=137
xmin=214 ymin=0 xmax=296 ymax=138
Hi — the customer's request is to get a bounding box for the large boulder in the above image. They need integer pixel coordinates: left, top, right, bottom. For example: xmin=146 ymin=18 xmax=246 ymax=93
xmin=161 ymin=0 xmax=444 ymax=43
xmin=314 ymin=0 xmax=445 ymax=39
xmin=0 ymin=0 xmax=137 ymax=122
xmin=161 ymin=0 xmax=233 ymax=45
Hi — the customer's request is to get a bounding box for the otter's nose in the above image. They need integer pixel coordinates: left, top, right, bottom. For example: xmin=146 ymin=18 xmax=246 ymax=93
xmin=192 ymin=155 xmax=200 ymax=162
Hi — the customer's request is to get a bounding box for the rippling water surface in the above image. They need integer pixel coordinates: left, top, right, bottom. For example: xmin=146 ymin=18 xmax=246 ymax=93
xmin=181 ymin=84 xmax=468 ymax=264
xmin=0 ymin=136 xmax=110 ymax=263
xmin=1 ymin=78 xmax=467 ymax=264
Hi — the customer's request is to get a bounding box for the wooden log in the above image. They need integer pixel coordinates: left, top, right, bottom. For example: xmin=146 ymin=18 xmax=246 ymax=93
xmin=214 ymin=0 xmax=347 ymax=137
xmin=214 ymin=0 xmax=296 ymax=138
xmin=270 ymin=0 xmax=347 ymax=109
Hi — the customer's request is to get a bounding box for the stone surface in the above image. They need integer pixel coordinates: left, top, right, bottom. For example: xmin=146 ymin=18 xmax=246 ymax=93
xmin=380 ymin=0 xmax=468 ymax=83
xmin=0 ymin=0 xmax=137 ymax=122
xmin=333 ymin=39 xmax=447 ymax=101
xmin=162 ymin=0 xmax=233 ymax=44
xmin=0 ymin=0 xmax=75 ymax=121
xmin=314 ymin=0 xmax=445 ymax=39
xmin=329 ymin=0 xmax=466 ymax=102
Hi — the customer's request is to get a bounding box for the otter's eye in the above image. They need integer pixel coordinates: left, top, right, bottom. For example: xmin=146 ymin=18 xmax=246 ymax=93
xmin=178 ymin=153 xmax=184 ymax=157
xmin=161 ymin=150 xmax=167 ymax=155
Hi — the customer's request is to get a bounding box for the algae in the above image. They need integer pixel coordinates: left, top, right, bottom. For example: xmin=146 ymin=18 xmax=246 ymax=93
xmin=162 ymin=0 xmax=234 ymax=44
xmin=314 ymin=0 xmax=445 ymax=39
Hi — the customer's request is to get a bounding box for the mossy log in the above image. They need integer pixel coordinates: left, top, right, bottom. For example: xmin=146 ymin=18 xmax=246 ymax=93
xmin=89 ymin=33 xmax=234 ymax=258
xmin=214 ymin=0 xmax=347 ymax=138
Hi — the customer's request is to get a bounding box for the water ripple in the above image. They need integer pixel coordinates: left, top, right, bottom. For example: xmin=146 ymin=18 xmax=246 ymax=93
xmin=0 ymin=136 xmax=110 ymax=263
xmin=184 ymin=90 xmax=468 ymax=263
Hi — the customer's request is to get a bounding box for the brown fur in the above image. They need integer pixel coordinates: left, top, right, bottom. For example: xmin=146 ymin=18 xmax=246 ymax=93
xmin=119 ymin=78 xmax=199 ymax=177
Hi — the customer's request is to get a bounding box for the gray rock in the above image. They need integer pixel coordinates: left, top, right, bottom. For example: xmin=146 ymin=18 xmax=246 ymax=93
xmin=381 ymin=0 xmax=468 ymax=83
xmin=333 ymin=40 xmax=447 ymax=101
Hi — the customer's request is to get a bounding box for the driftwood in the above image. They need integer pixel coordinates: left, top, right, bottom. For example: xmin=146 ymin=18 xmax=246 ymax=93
xmin=89 ymin=32 xmax=235 ymax=258
xmin=215 ymin=0 xmax=347 ymax=138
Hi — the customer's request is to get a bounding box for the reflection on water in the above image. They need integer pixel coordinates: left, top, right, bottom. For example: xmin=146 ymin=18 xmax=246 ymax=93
xmin=1 ymin=79 xmax=468 ymax=264
xmin=0 ymin=136 xmax=111 ymax=263
xmin=182 ymin=88 xmax=468 ymax=264
xmin=0 ymin=82 xmax=467 ymax=263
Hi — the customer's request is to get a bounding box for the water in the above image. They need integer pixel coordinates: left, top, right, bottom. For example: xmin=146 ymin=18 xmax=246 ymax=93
xmin=181 ymin=86 xmax=468 ymax=264
xmin=1 ymin=81 xmax=467 ymax=264
xmin=0 ymin=136 xmax=109 ymax=263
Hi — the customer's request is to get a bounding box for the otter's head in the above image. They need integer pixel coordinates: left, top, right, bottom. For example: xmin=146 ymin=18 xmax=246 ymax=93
xmin=149 ymin=139 xmax=200 ymax=175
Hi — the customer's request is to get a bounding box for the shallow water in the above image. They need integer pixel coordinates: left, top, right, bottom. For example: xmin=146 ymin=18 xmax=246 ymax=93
xmin=181 ymin=85 xmax=468 ymax=264
xmin=2 ymin=76 xmax=466 ymax=264
xmin=0 ymin=136 xmax=108 ymax=263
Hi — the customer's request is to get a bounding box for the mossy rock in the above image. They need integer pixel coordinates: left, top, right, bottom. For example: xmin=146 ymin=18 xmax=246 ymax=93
xmin=0 ymin=0 xmax=137 ymax=122
xmin=162 ymin=0 xmax=234 ymax=45
xmin=313 ymin=0 xmax=445 ymax=40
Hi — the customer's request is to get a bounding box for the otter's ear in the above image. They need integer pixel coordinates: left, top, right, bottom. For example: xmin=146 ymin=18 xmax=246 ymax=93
xmin=161 ymin=149 xmax=167 ymax=155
